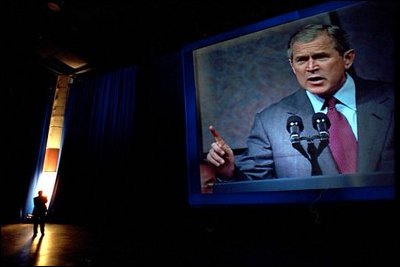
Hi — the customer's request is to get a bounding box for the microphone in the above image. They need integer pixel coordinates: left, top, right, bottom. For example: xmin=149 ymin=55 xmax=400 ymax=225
xmin=286 ymin=115 xmax=304 ymax=143
xmin=312 ymin=112 xmax=331 ymax=140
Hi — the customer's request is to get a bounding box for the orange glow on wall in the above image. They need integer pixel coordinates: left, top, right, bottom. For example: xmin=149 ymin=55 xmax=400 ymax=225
xmin=43 ymin=148 xmax=60 ymax=172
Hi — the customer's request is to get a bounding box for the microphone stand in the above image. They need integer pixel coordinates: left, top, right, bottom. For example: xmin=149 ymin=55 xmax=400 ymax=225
xmin=291 ymin=135 xmax=329 ymax=176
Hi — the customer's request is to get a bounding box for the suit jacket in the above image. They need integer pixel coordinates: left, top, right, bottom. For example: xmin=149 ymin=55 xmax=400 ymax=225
xmin=235 ymin=76 xmax=395 ymax=180
xmin=33 ymin=196 xmax=48 ymax=217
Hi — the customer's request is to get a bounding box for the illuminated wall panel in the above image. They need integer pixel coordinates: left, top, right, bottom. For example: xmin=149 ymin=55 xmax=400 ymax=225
xmin=35 ymin=75 xmax=71 ymax=209
xmin=43 ymin=148 xmax=60 ymax=172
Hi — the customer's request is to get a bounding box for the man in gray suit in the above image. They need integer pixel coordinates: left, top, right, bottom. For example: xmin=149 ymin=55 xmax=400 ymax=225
xmin=206 ymin=24 xmax=394 ymax=181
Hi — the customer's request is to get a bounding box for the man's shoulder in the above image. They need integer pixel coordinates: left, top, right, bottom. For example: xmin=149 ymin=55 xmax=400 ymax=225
xmin=258 ymin=89 xmax=305 ymax=114
xmin=354 ymin=76 xmax=394 ymax=91
xmin=354 ymin=76 xmax=394 ymax=100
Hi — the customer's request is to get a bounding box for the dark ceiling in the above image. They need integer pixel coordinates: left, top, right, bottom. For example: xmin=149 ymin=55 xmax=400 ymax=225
xmin=10 ymin=0 xmax=327 ymax=75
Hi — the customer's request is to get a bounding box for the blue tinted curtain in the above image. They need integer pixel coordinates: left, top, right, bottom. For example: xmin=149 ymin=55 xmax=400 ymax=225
xmin=65 ymin=66 xmax=136 ymax=157
xmin=50 ymin=65 xmax=137 ymax=222
xmin=23 ymin=93 xmax=53 ymax=219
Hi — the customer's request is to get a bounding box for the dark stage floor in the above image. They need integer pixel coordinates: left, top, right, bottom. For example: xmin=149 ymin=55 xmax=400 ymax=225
xmin=1 ymin=220 xmax=207 ymax=266
xmin=1 ymin=223 xmax=95 ymax=266
xmin=2 ymin=211 xmax=398 ymax=266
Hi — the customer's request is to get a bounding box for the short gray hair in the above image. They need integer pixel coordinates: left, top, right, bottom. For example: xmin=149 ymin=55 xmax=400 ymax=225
xmin=287 ymin=24 xmax=351 ymax=60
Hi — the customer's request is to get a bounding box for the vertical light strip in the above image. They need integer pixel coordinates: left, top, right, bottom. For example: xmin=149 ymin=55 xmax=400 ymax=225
xmin=35 ymin=75 xmax=71 ymax=209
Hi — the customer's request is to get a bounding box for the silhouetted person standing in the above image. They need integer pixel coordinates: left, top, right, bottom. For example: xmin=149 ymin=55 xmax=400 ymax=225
xmin=32 ymin=190 xmax=48 ymax=237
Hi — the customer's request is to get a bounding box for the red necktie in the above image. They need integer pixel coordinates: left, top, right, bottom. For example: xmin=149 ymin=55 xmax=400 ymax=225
xmin=326 ymin=97 xmax=357 ymax=174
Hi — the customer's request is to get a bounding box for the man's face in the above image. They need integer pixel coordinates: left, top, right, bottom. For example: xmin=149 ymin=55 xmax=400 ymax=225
xmin=289 ymin=33 xmax=355 ymax=97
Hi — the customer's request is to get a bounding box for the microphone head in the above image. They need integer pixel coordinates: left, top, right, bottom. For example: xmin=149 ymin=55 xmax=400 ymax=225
xmin=312 ymin=112 xmax=330 ymax=140
xmin=312 ymin=112 xmax=331 ymax=130
xmin=286 ymin=115 xmax=304 ymax=133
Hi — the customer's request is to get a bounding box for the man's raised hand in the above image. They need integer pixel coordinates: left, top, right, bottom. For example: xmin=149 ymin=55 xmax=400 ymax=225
xmin=206 ymin=125 xmax=235 ymax=178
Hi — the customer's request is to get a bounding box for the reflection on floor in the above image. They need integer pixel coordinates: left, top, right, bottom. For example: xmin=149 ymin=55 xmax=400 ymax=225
xmin=1 ymin=223 xmax=94 ymax=266
xmin=2 ymin=221 xmax=188 ymax=266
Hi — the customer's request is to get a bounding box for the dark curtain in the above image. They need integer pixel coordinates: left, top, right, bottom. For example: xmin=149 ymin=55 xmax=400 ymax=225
xmin=22 ymin=92 xmax=53 ymax=220
xmin=51 ymin=65 xmax=137 ymax=223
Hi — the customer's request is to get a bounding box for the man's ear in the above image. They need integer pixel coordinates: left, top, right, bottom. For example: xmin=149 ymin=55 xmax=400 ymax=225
xmin=343 ymin=49 xmax=355 ymax=70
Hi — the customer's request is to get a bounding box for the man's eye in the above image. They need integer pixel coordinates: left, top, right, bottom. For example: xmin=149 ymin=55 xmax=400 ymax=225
xmin=316 ymin=56 xmax=329 ymax=61
xmin=295 ymin=59 xmax=307 ymax=65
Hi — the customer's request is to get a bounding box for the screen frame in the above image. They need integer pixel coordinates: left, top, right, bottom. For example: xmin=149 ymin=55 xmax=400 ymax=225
xmin=181 ymin=0 xmax=396 ymax=207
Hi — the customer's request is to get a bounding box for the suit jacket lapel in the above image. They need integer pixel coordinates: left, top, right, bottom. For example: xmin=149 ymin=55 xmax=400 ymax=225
xmin=356 ymin=79 xmax=392 ymax=172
